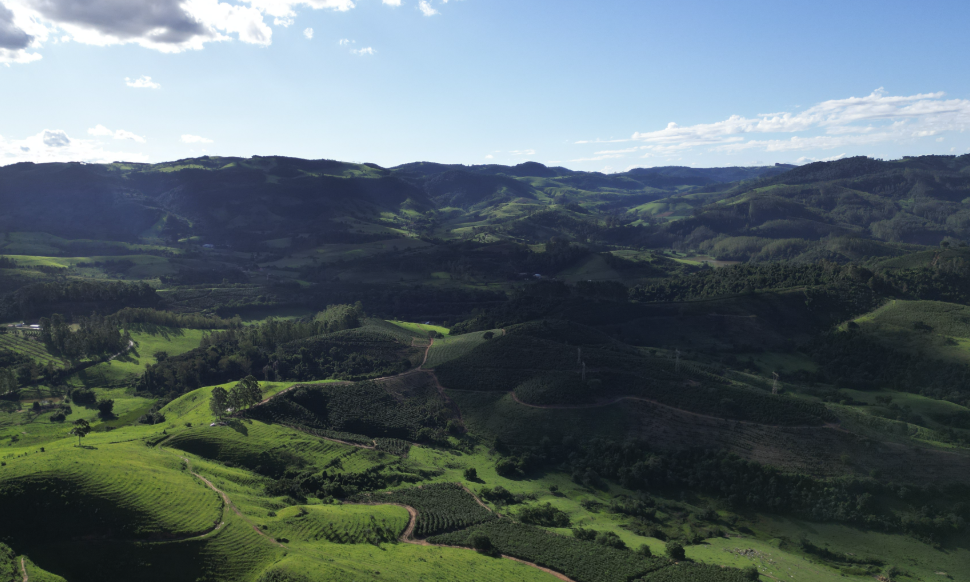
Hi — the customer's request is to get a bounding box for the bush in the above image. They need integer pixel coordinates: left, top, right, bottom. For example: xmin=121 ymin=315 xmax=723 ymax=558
xmin=637 ymin=544 xmax=653 ymax=557
xmin=665 ymin=540 xmax=685 ymax=561
xmin=464 ymin=467 xmax=478 ymax=481
xmin=517 ymin=503 xmax=570 ymax=528
xmin=96 ymin=398 xmax=115 ymax=418
xmin=742 ymin=565 xmax=759 ymax=580
xmin=572 ymin=527 xmax=596 ymax=541
xmin=595 ymin=531 xmax=626 ymax=549
xmin=469 ymin=531 xmax=494 ymax=554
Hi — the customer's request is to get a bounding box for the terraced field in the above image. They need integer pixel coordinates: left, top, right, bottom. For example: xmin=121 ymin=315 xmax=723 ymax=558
xmin=165 ymin=420 xmax=383 ymax=477
xmin=270 ymin=504 xmax=409 ymax=544
xmin=424 ymin=329 xmax=502 ymax=369
xmin=0 ymin=332 xmax=65 ymax=365
xmin=0 ymin=441 xmax=222 ymax=542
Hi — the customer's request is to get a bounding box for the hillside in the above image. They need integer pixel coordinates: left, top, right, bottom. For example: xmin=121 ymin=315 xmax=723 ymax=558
xmin=2 ymin=155 xmax=970 ymax=582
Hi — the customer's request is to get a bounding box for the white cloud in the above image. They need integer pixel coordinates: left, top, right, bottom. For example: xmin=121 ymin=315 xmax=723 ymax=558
xmin=338 ymin=38 xmax=350 ymax=45
xmin=382 ymin=0 xmax=402 ymax=5
xmin=88 ymin=124 xmax=146 ymax=143
xmin=2 ymin=0 xmax=366 ymax=60
xmin=577 ymin=89 xmax=970 ymax=160
xmin=303 ymin=27 xmax=312 ymax=39
xmin=795 ymin=153 xmax=847 ymax=164
xmin=0 ymin=129 xmax=149 ymax=165
xmin=418 ymin=0 xmax=437 ymax=16
xmin=350 ymin=46 xmax=373 ymax=55
xmin=0 ymin=0 xmax=44 ymax=64
xmin=484 ymin=154 xmax=493 ymax=159
xmin=181 ymin=134 xmax=213 ymax=143
xmin=125 ymin=75 xmax=160 ymax=89
xmin=509 ymin=149 xmax=535 ymax=156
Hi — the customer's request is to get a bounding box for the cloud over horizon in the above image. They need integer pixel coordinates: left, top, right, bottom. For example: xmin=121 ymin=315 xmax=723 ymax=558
xmin=0 ymin=129 xmax=149 ymax=165
xmin=578 ymin=89 xmax=970 ymax=162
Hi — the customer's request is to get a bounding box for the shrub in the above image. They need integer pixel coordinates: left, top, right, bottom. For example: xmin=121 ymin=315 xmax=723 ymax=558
xmin=464 ymin=467 xmax=478 ymax=481
xmin=517 ymin=503 xmax=570 ymax=528
xmin=595 ymin=531 xmax=626 ymax=550
xmin=665 ymin=540 xmax=685 ymax=561
xmin=469 ymin=531 xmax=494 ymax=554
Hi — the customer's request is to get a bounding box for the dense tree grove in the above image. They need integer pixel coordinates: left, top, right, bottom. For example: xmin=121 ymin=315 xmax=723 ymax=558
xmin=39 ymin=314 xmax=128 ymax=361
xmin=0 ymin=280 xmax=159 ymax=320
xmin=512 ymin=439 xmax=969 ymax=541
xmin=108 ymin=308 xmax=239 ymax=330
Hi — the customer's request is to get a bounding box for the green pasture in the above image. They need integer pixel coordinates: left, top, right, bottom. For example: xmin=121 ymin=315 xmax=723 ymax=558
xmin=556 ymin=254 xmax=622 ymax=283
xmin=75 ymin=325 xmax=208 ymax=386
xmin=424 ymin=329 xmax=502 ymax=369
xmin=4 ymin=254 xmax=175 ymax=278
xmin=848 ymin=300 xmax=970 ymax=363
xmin=387 ymin=320 xmax=450 ymax=337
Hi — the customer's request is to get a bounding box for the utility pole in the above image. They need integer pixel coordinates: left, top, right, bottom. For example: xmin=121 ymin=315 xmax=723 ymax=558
xmin=577 ymin=347 xmax=582 ymax=364
xmin=675 ymin=349 xmax=681 ymax=374
xmin=772 ymin=372 xmax=780 ymax=395
xmin=582 ymin=361 xmax=586 ymax=381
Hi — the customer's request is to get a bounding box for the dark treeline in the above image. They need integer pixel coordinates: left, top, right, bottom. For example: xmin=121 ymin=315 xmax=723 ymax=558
xmin=39 ymin=313 xmax=128 ymax=361
xmin=0 ymin=256 xmax=16 ymax=269
xmin=107 ymin=307 xmax=240 ymax=330
xmin=0 ymin=280 xmax=159 ymax=320
xmin=630 ymin=262 xmax=869 ymax=302
xmin=505 ymin=439 xmax=968 ymax=542
xmin=806 ymin=331 xmax=970 ymax=407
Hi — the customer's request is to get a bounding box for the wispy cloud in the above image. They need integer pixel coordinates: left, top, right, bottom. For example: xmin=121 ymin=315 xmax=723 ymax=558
xmin=181 ymin=134 xmax=213 ymax=143
xmin=125 ymin=75 xmax=160 ymax=89
xmin=418 ymin=1 xmax=438 ymax=16
xmin=351 ymin=46 xmax=374 ymax=55
xmin=88 ymin=124 xmax=146 ymax=143
xmin=303 ymin=27 xmax=313 ymax=39
xmin=382 ymin=0 xmax=402 ymax=5
xmin=509 ymin=149 xmax=535 ymax=156
xmin=580 ymin=89 xmax=970 ymax=159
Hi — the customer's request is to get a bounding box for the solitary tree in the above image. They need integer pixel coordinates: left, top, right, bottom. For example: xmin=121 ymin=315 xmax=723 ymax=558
xmin=463 ymin=467 xmax=478 ymax=481
xmin=70 ymin=419 xmax=91 ymax=447
xmin=210 ymin=386 xmax=229 ymax=417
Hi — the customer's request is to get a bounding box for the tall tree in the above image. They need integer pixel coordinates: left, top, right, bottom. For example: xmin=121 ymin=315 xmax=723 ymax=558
xmin=209 ymin=387 xmax=229 ymax=417
xmin=70 ymin=419 xmax=91 ymax=447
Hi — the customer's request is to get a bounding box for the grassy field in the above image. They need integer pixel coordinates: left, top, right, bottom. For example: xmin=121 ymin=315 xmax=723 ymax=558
xmin=387 ymin=320 xmax=450 ymax=337
xmin=73 ymin=324 xmax=209 ymax=387
xmin=424 ymin=329 xmax=502 ymax=369
xmin=849 ymin=299 xmax=970 ymax=363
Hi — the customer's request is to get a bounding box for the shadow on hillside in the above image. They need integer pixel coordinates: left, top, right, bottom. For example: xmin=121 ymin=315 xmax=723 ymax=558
xmin=226 ymin=419 xmax=249 ymax=436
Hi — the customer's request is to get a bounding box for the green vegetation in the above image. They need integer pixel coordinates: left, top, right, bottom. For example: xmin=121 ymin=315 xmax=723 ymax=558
xmin=4 ymin=154 xmax=970 ymax=581
xmin=352 ymin=483 xmax=495 ymax=537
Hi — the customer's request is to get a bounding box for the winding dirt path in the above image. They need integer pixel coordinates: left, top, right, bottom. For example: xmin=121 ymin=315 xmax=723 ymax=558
xmin=352 ymin=493 xmax=575 ymax=582
xmin=20 ymin=557 xmax=26 ymax=582
xmin=176 ymin=455 xmax=285 ymax=548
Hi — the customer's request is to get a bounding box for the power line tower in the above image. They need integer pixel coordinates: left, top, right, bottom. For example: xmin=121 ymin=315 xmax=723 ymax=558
xmin=772 ymin=372 xmax=780 ymax=395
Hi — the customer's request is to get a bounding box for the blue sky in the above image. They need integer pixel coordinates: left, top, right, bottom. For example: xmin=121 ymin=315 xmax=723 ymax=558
xmin=2 ymin=0 xmax=969 ymax=171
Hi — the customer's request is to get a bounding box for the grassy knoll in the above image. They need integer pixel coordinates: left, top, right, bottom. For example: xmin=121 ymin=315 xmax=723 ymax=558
xmin=74 ymin=324 xmax=209 ymax=386
xmin=387 ymin=320 xmax=450 ymax=337
xmin=164 ymin=419 xmax=384 ymax=477
xmin=849 ymin=299 xmax=970 ymax=363
xmin=0 ymin=440 xmax=222 ymax=542
xmin=424 ymin=329 xmax=502 ymax=369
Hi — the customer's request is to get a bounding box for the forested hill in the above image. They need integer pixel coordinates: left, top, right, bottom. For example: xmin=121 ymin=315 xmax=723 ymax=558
xmin=2 ymin=154 xmax=969 ymax=268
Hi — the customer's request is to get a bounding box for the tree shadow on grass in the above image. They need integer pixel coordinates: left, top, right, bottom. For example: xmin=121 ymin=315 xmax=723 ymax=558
xmin=226 ymin=419 xmax=249 ymax=436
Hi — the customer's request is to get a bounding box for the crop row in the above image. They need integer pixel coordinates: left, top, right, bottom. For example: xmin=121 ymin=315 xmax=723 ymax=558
xmin=428 ymin=519 xmax=667 ymax=582
xmin=350 ymin=482 xmax=495 ymax=537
